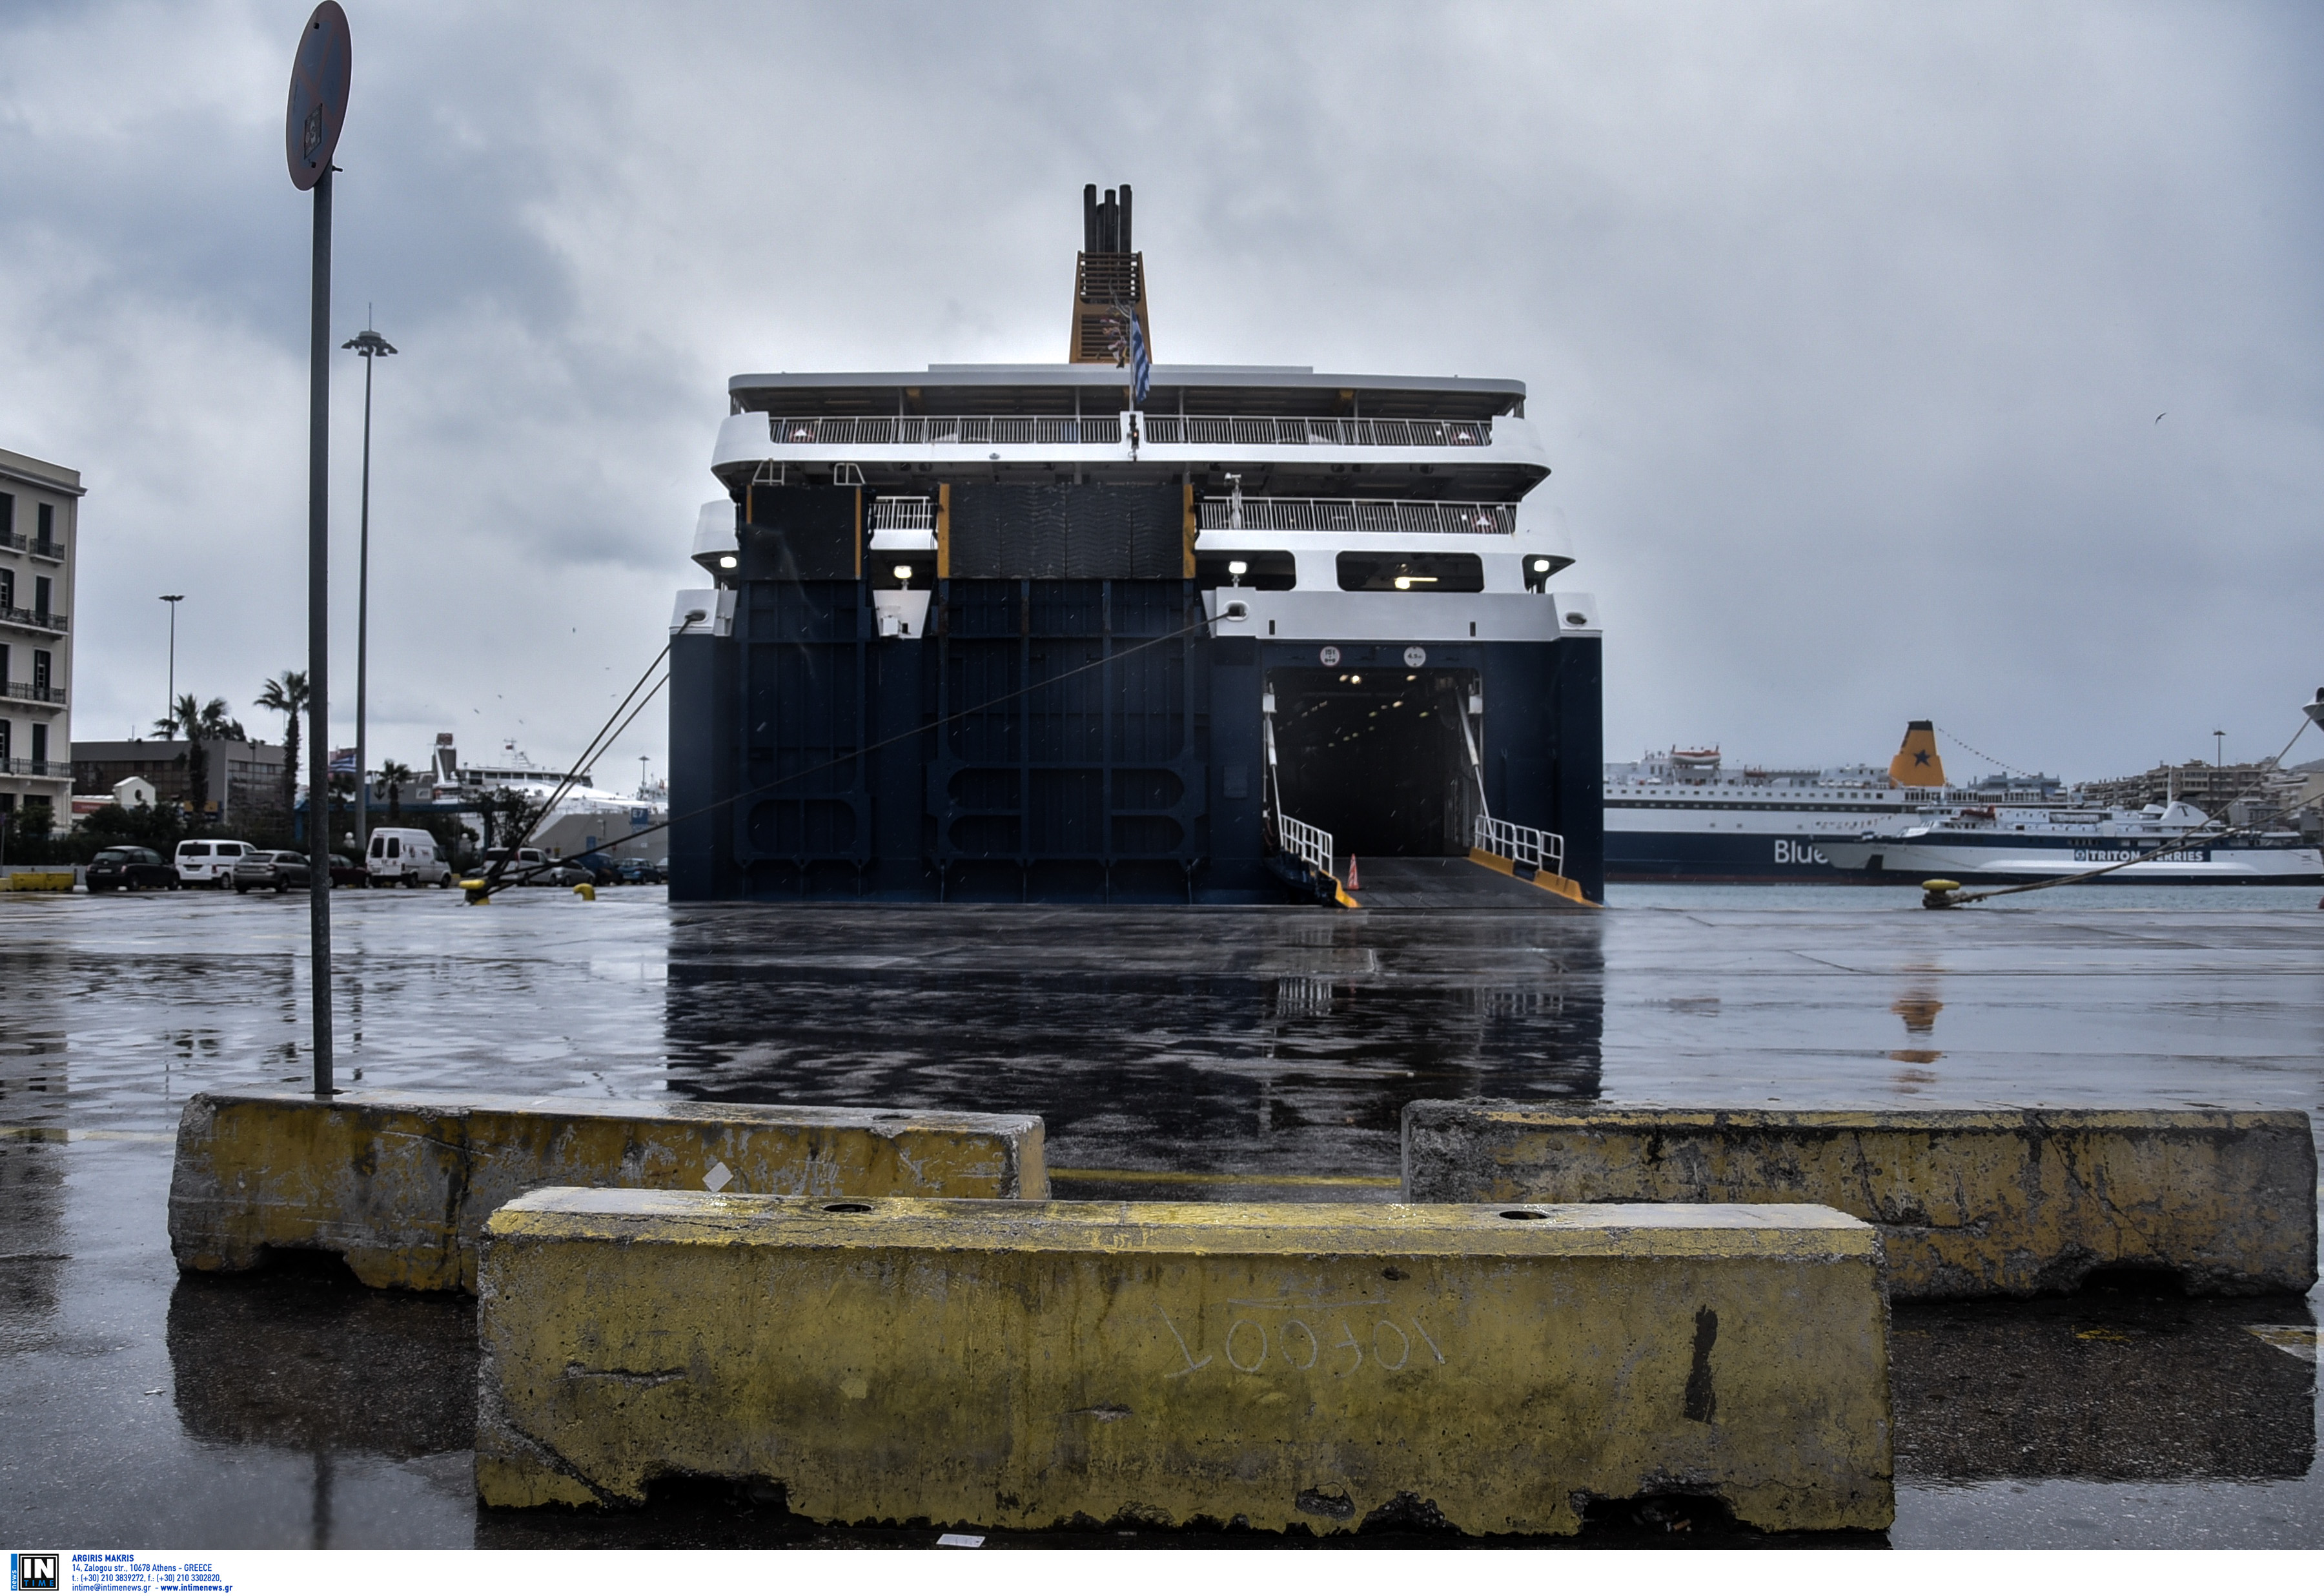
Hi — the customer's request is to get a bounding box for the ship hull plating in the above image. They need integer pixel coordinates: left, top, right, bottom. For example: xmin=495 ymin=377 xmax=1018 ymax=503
xmin=671 ymin=576 xmax=1602 ymax=904
xmin=1605 ymin=826 xmax=1866 ymax=883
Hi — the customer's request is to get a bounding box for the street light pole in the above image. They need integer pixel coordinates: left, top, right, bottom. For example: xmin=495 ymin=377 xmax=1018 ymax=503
xmin=342 ymin=322 xmax=396 ymax=861
xmin=286 ymin=3 xmax=351 ymax=1098
xmin=159 ymin=594 xmax=183 ymax=732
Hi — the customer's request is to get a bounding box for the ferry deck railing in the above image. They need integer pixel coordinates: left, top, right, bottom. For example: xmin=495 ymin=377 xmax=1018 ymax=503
xmin=867 ymin=497 xmax=935 ymax=533
xmin=1199 ymin=498 xmax=1515 ymax=536
xmin=1474 ymin=813 xmax=1564 ymax=879
xmin=771 ymin=416 xmax=1123 ymax=447
xmin=764 ymin=414 xmax=1493 ymax=450
xmin=1143 ymin=416 xmax=1491 ymax=448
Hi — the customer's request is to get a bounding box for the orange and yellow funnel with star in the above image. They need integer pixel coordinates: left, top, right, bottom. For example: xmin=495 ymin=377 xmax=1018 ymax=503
xmin=1888 ymin=721 xmax=1946 ymax=788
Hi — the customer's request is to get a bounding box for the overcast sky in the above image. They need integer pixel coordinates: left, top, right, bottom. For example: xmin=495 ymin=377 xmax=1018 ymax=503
xmin=3 ymin=0 xmax=2319 ymax=786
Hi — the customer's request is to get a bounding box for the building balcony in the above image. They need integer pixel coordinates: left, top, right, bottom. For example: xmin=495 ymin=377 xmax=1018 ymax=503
xmin=0 ymin=758 xmax=66 ymax=778
xmin=1 ymin=681 xmax=65 ymax=707
xmin=0 ymin=606 xmax=66 ymax=634
xmin=0 ymin=528 xmax=24 ymax=552
xmin=28 ymin=538 xmax=63 ymax=563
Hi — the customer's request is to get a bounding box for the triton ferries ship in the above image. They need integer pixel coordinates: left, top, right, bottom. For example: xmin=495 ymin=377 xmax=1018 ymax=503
xmin=1604 ymin=721 xmax=2075 ymax=883
xmin=667 ymin=185 xmax=1602 ymax=905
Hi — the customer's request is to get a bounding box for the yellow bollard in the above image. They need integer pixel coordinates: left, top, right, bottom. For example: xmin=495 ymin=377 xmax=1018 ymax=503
xmin=461 ymin=878 xmax=492 ymax=905
xmin=572 ymin=882 xmax=595 ymax=901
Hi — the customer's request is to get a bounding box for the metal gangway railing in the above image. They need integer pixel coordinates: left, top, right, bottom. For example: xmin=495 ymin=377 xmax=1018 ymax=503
xmin=1474 ymin=813 xmax=1564 ymax=879
xmin=1198 ymin=498 xmax=1516 ymax=536
xmin=1277 ymin=812 xmax=1336 ymax=883
xmin=1142 ymin=415 xmax=1493 ymax=449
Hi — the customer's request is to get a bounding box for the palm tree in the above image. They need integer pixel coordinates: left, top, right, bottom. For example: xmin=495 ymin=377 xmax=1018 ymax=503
xmin=154 ymin=693 xmax=240 ymax=817
xmin=380 ymin=759 xmax=415 ymax=821
xmin=256 ymin=671 xmax=309 ymax=822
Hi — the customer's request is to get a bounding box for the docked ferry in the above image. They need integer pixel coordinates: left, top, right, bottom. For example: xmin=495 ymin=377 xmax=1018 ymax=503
xmin=1605 ymin=721 xmax=2073 ymax=882
xmin=667 ymin=185 xmax=1602 ymax=903
xmin=1820 ymin=799 xmax=2324 ymax=885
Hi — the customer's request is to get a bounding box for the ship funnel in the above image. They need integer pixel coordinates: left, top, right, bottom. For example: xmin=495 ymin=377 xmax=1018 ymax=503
xmin=1888 ymin=721 xmax=1946 ymax=789
xmin=1070 ymin=181 xmax=1153 ymax=366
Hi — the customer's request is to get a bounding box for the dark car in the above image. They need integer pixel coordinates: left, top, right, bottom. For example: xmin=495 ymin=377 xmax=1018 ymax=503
xmin=232 ymin=850 xmax=312 ymax=894
xmin=87 ymin=846 xmax=175 ymax=891
xmin=329 ymin=852 xmax=366 ymax=888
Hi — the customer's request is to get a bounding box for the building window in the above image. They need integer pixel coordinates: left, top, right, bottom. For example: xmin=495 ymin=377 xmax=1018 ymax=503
xmin=36 ymin=504 xmax=53 ymax=546
xmin=30 ymin=722 xmax=46 ymax=766
xmin=0 ymin=493 xmax=12 ymax=535
xmin=1 ymin=569 xmax=12 ymax=609
xmin=0 ymin=644 xmax=9 ymax=687
xmin=33 ymin=650 xmax=50 ymax=692
xmin=1 ymin=719 xmax=12 ymax=760
xmin=34 ymin=575 xmax=50 ymax=617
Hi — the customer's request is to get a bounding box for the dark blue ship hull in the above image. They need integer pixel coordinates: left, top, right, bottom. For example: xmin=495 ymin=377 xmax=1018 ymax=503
xmin=671 ymin=571 xmax=1604 ymax=904
xmin=1605 ymin=825 xmax=1865 ymax=883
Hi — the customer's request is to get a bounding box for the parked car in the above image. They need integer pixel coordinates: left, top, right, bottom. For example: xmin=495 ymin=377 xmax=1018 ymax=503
xmin=614 ymin=857 xmax=649 ymax=885
xmin=173 ymin=839 xmax=255 ymax=888
xmin=477 ymin=846 xmax=553 ymax=885
xmin=232 ymin=850 xmax=312 ymax=894
xmin=87 ymin=846 xmax=175 ymax=891
xmin=569 ymin=851 xmax=618 ymax=886
xmin=329 ymin=852 xmax=367 ymax=888
xmin=365 ymin=827 xmax=454 ymax=887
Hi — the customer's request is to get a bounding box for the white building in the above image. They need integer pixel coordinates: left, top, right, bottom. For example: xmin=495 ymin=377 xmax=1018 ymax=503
xmin=0 ymin=448 xmax=77 ymax=828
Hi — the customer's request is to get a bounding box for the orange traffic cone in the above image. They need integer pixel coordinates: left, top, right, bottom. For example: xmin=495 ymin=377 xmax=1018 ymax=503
xmin=1346 ymin=855 xmax=1360 ymax=890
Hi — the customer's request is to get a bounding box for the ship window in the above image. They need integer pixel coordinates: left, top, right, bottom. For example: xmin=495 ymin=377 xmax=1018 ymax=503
xmin=1196 ymin=549 xmax=1295 ymax=590
xmin=1336 ymin=552 xmax=1484 ymax=593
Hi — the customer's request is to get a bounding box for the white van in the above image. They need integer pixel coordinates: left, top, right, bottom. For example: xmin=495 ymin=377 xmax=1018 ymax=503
xmin=367 ymin=827 xmax=453 ymax=887
xmin=174 ymin=839 xmax=254 ymax=887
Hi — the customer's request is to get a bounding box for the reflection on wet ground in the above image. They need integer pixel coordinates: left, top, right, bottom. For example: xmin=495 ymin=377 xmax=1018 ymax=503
xmin=1 ymin=885 xmax=2318 ymax=1547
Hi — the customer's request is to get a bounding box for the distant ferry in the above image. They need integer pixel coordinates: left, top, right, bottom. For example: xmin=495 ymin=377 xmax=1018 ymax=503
xmin=1821 ymin=799 xmax=2324 ymax=885
xmin=1605 ymin=722 xmax=2061 ymax=882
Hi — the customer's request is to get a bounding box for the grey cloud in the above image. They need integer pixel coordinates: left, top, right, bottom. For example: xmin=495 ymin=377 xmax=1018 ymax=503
xmin=2 ymin=0 xmax=2319 ymax=783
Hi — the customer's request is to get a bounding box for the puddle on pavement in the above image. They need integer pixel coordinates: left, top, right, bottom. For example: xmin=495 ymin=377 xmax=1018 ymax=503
xmin=3 ymin=890 xmax=2319 ymax=1547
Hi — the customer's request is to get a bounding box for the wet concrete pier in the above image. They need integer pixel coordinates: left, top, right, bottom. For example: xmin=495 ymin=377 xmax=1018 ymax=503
xmin=1 ymin=883 xmax=2317 ymax=1547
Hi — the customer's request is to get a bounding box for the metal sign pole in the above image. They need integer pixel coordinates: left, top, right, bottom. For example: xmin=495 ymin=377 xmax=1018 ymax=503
xmin=287 ymin=2 xmax=351 ymax=1098
xmin=306 ymin=167 xmax=334 ymax=1096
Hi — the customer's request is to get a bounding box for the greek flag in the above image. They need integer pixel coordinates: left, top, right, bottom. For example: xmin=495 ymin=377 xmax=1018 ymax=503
xmin=1126 ymin=309 xmax=1151 ymax=406
xmin=327 ymin=747 xmax=358 ymax=775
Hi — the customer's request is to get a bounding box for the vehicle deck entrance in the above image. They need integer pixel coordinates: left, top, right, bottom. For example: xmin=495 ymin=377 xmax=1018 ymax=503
xmin=1264 ymin=666 xmax=1485 ymax=859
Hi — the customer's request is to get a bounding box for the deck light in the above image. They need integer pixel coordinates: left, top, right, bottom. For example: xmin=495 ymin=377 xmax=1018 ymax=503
xmin=718 ymin=555 xmax=737 ymax=569
xmin=1227 ymin=560 xmax=1247 ymax=586
xmin=893 ymin=564 xmax=913 ymax=580
xmin=1531 ymin=558 xmax=1551 ymax=572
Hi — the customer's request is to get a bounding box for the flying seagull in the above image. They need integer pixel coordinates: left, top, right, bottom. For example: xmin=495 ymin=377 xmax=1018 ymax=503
xmin=2155 ymin=413 xmax=2166 ymax=424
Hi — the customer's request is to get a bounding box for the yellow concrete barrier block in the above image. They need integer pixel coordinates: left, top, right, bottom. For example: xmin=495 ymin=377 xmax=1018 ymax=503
xmin=1402 ymin=1103 xmax=2318 ymax=1300
xmin=3 ymin=870 xmax=75 ymax=892
xmin=476 ymin=1191 xmax=1891 ymax=1534
xmin=168 ymin=1089 xmax=1046 ymax=1293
